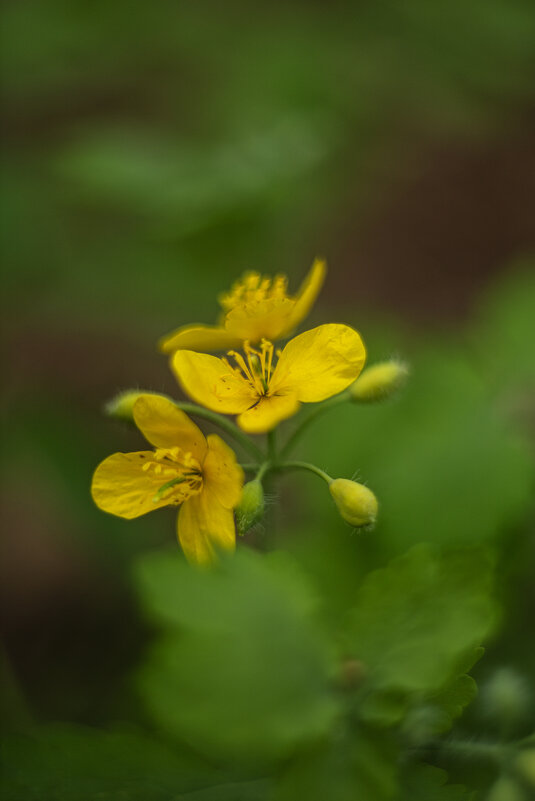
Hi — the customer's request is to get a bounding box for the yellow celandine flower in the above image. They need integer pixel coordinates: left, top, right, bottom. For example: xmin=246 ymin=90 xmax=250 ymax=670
xmin=91 ymin=395 xmax=244 ymax=565
xmin=172 ymin=323 xmax=366 ymax=433
xmin=158 ymin=258 xmax=326 ymax=354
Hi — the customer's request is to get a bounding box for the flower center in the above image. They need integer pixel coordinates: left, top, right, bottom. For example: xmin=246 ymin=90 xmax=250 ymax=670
xmin=141 ymin=447 xmax=203 ymax=504
xmin=219 ymin=272 xmax=289 ymax=313
xmin=224 ymin=339 xmax=281 ymax=397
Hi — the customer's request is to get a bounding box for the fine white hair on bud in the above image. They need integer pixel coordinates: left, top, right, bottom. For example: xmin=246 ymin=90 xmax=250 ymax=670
xmin=350 ymin=360 xmax=409 ymax=403
xmin=329 ymin=478 xmax=378 ymax=528
xmin=235 ymin=479 xmax=265 ymax=535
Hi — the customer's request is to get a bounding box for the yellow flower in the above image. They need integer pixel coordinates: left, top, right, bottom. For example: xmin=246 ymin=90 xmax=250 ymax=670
xmin=172 ymin=324 xmax=366 ymax=433
xmin=91 ymin=395 xmax=244 ymax=565
xmin=158 ymin=258 xmax=326 ymax=354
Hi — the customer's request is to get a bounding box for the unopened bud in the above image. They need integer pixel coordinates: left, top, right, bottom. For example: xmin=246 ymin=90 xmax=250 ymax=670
xmin=104 ymin=390 xmax=170 ymax=421
xmin=350 ymin=360 xmax=409 ymax=403
xmin=329 ymin=478 xmax=378 ymax=528
xmin=235 ymin=479 xmax=264 ymax=535
xmin=481 ymin=668 xmax=531 ymax=729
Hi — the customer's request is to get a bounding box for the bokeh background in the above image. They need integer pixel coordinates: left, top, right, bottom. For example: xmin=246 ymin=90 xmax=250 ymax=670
xmin=2 ymin=1 xmax=535 ymax=795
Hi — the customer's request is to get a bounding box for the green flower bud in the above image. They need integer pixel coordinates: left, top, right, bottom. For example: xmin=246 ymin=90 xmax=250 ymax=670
xmin=329 ymin=478 xmax=378 ymax=527
xmin=350 ymin=360 xmax=409 ymax=403
xmin=482 ymin=668 xmax=531 ymax=729
xmin=104 ymin=390 xmax=170 ymax=421
xmin=235 ymin=479 xmax=265 ymax=535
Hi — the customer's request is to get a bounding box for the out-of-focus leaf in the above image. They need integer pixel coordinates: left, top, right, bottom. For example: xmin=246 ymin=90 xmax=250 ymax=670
xmin=399 ymin=764 xmax=473 ymax=800
xmin=474 ymin=266 xmax=535 ymax=394
xmin=403 ymin=647 xmax=483 ymax=742
xmin=0 ymin=724 xmax=220 ymax=801
xmin=56 ymin=119 xmax=333 ymax=236
xmin=430 ymin=674 xmax=479 ymax=729
xmin=135 ymin=548 xmax=339 ymax=762
xmin=302 ymin=343 xmax=534 ymax=552
xmin=348 ymin=545 xmax=496 ymax=722
xmin=274 ymin=725 xmax=398 ymax=801
xmin=175 ymin=780 xmax=270 ymax=800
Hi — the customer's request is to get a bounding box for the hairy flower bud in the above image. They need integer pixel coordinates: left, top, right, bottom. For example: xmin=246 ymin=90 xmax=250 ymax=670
xmin=105 ymin=390 xmax=169 ymax=421
xmin=235 ymin=479 xmax=265 ymax=535
xmin=329 ymin=478 xmax=378 ymax=527
xmin=350 ymin=360 xmax=409 ymax=403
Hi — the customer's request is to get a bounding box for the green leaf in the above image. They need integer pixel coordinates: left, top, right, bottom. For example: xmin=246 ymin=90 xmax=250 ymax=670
xmin=430 ymin=674 xmax=478 ymax=728
xmin=134 ymin=548 xmax=339 ymax=762
xmin=349 ymin=545 xmax=496 ymax=722
xmin=0 ymin=724 xmax=220 ymax=801
xmin=301 ymin=343 xmax=534 ymax=552
xmin=274 ymin=726 xmax=398 ymax=801
xmin=399 ymin=764 xmax=474 ymax=801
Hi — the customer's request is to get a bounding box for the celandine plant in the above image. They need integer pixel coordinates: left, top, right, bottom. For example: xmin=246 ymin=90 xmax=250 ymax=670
xmin=92 ymin=261 xmax=406 ymax=563
xmin=4 ymin=264 xmax=533 ymax=800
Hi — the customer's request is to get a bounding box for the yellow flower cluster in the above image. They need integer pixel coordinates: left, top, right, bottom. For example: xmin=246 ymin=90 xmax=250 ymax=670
xmin=92 ymin=260 xmax=391 ymax=565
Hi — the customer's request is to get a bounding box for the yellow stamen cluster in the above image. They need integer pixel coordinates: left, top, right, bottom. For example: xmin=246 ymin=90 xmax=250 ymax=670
xmin=224 ymin=339 xmax=277 ymax=396
xmin=141 ymin=447 xmax=203 ymax=504
xmin=219 ymin=273 xmax=288 ymax=312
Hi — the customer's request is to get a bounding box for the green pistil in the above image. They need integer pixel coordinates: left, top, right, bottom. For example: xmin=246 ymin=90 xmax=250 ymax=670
xmin=152 ymin=476 xmax=187 ymax=503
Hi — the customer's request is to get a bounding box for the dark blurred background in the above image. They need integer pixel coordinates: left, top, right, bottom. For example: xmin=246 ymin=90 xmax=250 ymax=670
xmin=2 ymin=0 xmax=535 ymax=730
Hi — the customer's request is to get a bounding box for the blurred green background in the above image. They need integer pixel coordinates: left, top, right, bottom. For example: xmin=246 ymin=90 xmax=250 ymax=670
xmin=2 ymin=1 xmax=535 ymax=798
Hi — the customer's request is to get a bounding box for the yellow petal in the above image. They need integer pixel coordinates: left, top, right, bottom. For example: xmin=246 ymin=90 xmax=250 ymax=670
xmin=177 ymin=488 xmax=236 ymax=565
xmin=158 ymin=324 xmax=242 ymax=354
xmin=133 ymin=395 xmax=206 ymax=462
xmin=91 ymin=451 xmax=174 ymax=519
xmin=286 ymin=258 xmax=327 ymax=332
xmin=224 ymin=297 xmax=295 ymax=342
xmin=203 ymin=434 xmax=244 ymax=508
xmin=237 ymin=392 xmax=300 ymax=433
xmin=172 ymin=350 xmax=256 ymax=414
xmin=271 ymin=323 xmax=366 ymax=403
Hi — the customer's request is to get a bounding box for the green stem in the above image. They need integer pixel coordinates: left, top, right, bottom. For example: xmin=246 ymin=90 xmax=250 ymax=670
xmin=174 ymin=402 xmax=264 ymax=459
xmin=267 ymin=429 xmax=276 ymax=461
xmin=277 ymin=460 xmax=333 ymax=484
xmin=280 ymin=392 xmax=350 ymax=458
xmin=256 ymin=461 xmax=272 ymax=482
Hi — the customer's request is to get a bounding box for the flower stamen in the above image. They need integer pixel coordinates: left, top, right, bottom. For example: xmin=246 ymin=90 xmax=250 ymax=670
xmin=142 ymin=447 xmax=203 ymax=504
xmin=225 ymin=339 xmax=278 ymax=396
xmin=219 ymin=272 xmax=289 ymax=313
